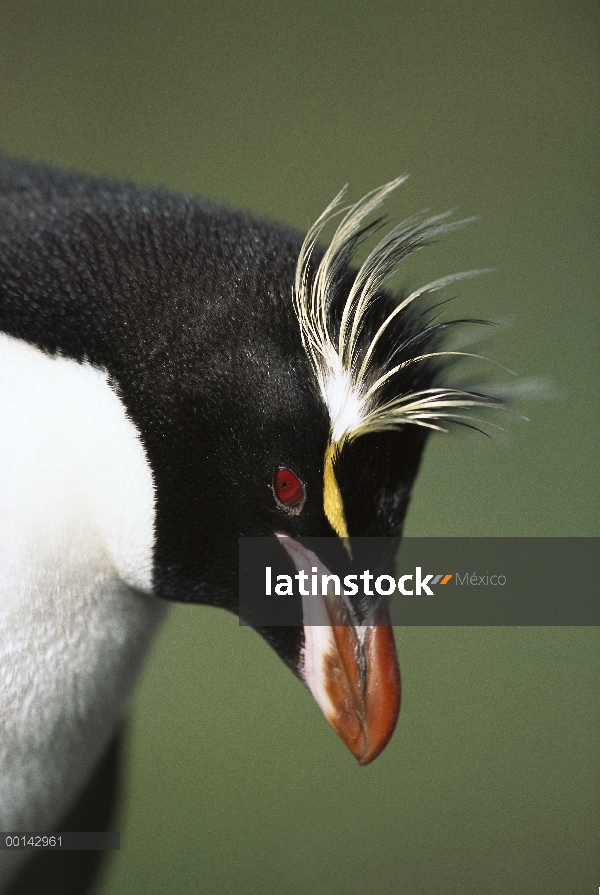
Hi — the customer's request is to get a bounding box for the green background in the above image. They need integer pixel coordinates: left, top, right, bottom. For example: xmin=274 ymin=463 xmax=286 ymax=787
xmin=1 ymin=1 xmax=598 ymax=893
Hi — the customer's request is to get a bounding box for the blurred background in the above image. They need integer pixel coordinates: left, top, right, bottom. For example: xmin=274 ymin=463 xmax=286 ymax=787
xmin=1 ymin=1 xmax=598 ymax=892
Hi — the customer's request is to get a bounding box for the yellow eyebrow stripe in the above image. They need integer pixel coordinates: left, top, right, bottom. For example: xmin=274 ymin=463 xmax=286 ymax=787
xmin=323 ymin=443 xmax=349 ymax=540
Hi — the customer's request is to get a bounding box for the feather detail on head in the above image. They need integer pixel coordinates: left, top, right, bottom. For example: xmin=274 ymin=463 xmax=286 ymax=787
xmin=293 ymin=178 xmax=512 ymax=452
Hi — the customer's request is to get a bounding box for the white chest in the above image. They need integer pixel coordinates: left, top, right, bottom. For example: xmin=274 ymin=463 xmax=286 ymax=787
xmin=0 ymin=334 xmax=167 ymax=844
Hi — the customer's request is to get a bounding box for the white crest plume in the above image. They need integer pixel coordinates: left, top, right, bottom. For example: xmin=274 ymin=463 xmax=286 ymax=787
xmin=293 ymin=177 xmax=507 ymax=446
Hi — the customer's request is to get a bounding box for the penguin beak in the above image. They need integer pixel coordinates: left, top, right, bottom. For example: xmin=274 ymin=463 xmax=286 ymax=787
xmin=276 ymin=534 xmax=400 ymax=766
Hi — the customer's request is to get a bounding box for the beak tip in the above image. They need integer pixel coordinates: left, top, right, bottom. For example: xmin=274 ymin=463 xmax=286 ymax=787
xmin=355 ymin=725 xmax=398 ymax=766
xmin=353 ymin=699 xmax=400 ymax=767
xmin=335 ymin=654 xmax=401 ymax=766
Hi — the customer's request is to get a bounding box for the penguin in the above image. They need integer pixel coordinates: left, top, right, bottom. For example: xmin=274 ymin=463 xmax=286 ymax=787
xmin=0 ymin=159 xmax=502 ymax=893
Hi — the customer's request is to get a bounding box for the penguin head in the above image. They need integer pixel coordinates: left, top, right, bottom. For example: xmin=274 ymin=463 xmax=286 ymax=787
xmin=134 ymin=178 xmax=501 ymax=764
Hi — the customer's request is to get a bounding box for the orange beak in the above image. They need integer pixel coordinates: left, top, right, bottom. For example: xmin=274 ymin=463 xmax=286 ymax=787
xmin=276 ymin=535 xmax=400 ymax=765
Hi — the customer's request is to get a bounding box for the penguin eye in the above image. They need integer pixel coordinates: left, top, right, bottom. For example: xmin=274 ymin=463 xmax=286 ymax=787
xmin=274 ymin=467 xmax=305 ymax=511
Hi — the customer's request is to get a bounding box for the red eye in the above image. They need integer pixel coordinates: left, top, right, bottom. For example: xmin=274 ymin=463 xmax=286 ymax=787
xmin=274 ymin=467 xmax=305 ymax=509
